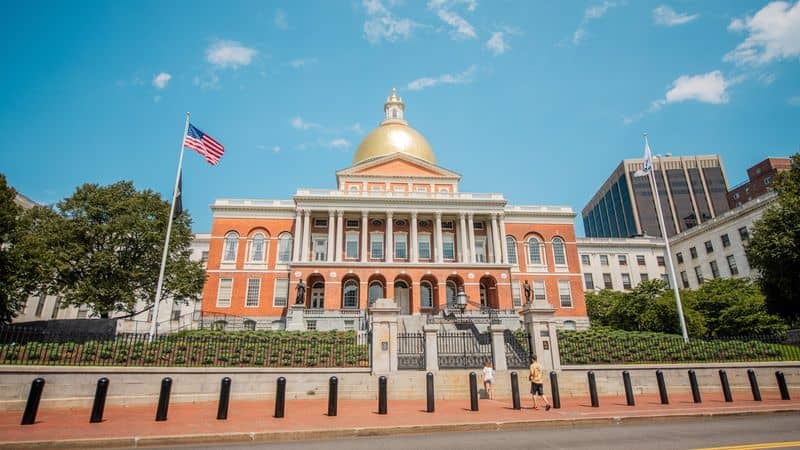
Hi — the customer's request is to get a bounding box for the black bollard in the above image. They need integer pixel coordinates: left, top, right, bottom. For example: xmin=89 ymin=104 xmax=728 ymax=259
xmin=719 ymin=370 xmax=733 ymax=403
xmin=469 ymin=372 xmax=479 ymax=411
xmin=510 ymin=372 xmax=521 ymax=410
xmin=550 ymin=371 xmax=561 ymax=409
xmin=426 ymin=372 xmax=435 ymax=413
xmin=588 ymin=371 xmax=599 ymax=407
xmin=90 ymin=377 xmax=110 ymax=423
xmin=217 ymin=377 xmax=231 ymax=420
xmin=623 ymin=371 xmax=635 ymax=406
xmin=656 ymin=370 xmax=669 ymax=405
xmin=378 ymin=376 xmax=387 ymax=415
xmin=155 ymin=377 xmax=172 ymax=421
xmin=776 ymin=371 xmax=791 ymax=400
xmin=21 ymin=378 xmax=45 ymax=425
xmin=327 ymin=376 xmax=338 ymax=417
xmin=274 ymin=377 xmax=286 ymax=418
xmin=689 ymin=370 xmax=702 ymax=403
xmin=747 ymin=369 xmax=761 ymax=402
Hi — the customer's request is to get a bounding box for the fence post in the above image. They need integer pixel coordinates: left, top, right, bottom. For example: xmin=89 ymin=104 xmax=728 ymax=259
xmin=274 ymin=377 xmax=286 ymax=418
xmin=378 ymin=376 xmax=387 ymax=415
xmin=426 ymin=372 xmax=435 ymax=413
xmin=656 ymin=370 xmax=669 ymax=405
xmin=469 ymin=372 xmax=479 ymax=411
xmin=587 ymin=371 xmax=599 ymax=407
xmin=327 ymin=376 xmax=338 ymax=416
xmin=155 ymin=377 xmax=172 ymax=421
xmin=623 ymin=371 xmax=635 ymax=406
xmin=489 ymin=325 xmax=508 ymax=371
xmin=719 ymin=370 xmax=733 ymax=403
xmin=90 ymin=377 xmax=110 ymax=423
xmin=217 ymin=377 xmax=231 ymax=420
xmin=423 ymin=325 xmax=439 ymax=372
xmin=688 ymin=370 xmax=702 ymax=403
xmin=510 ymin=372 xmax=521 ymax=410
xmin=747 ymin=369 xmax=761 ymax=401
xmin=21 ymin=378 xmax=45 ymax=425
xmin=776 ymin=371 xmax=791 ymax=400
xmin=549 ymin=371 xmax=561 ymax=409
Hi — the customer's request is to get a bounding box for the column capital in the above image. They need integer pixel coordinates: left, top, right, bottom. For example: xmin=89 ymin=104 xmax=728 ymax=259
xmin=459 ymin=212 xmax=466 ymax=218
xmin=467 ymin=212 xmax=474 ymax=219
xmin=361 ymin=210 xmax=369 ymax=218
xmin=386 ymin=210 xmax=394 ymax=218
xmin=491 ymin=212 xmax=499 ymax=219
xmin=328 ymin=209 xmax=335 ymax=217
xmin=296 ymin=207 xmax=305 ymax=215
xmin=336 ymin=209 xmax=345 ymax=217
xmin=434 ymin=211 xmax=442 ymax=219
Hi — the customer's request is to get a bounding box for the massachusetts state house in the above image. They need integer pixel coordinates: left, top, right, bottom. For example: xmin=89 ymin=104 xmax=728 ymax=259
xmin=201 ymin=89 xmax=588 ymax=331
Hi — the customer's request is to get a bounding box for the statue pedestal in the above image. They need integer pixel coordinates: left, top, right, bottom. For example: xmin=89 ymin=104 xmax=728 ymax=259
xmin=369 ymin=298 xmax=400 ymax=375
xmin=521 ymin=300 xmax=561 ymax=372
xmin=286 ymin=304 xmax=306 ymax=331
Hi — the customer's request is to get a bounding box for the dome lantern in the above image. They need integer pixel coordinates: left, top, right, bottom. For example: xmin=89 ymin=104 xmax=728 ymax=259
xmin=382 ymin=87 xmax=406 ymax=125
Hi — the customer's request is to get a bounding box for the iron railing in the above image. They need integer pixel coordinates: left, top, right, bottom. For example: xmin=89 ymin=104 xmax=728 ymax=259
xmin=437 ymin=331 xmax=493 ymax=369
xmin=397 ymin=332 xmax=425 ymax=370
xmin=505 ymin=330 xmax=531 ymax=369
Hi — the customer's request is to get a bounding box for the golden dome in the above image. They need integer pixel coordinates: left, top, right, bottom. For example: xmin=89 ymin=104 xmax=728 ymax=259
xmin=352 ymin=88 xmax=436 ymax=165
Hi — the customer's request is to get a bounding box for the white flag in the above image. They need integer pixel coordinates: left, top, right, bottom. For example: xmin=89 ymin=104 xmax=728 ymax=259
xmin=634 ymin=134 xmax=653 ymax=178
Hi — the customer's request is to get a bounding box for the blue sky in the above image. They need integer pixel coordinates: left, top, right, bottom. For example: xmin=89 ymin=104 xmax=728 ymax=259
xmin=1 ymin=1 xmax=799 ymax=235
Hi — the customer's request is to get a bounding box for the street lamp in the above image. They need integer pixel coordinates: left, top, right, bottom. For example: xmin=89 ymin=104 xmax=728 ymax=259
xmin=456 ymin=286 xmax=468 ymax=312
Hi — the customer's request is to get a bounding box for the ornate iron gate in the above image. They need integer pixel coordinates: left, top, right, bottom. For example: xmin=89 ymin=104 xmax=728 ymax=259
xmin=398 ymin=332 xmax=425 ymax=370
xmin=437 ymin=331 xmax=493 ymax=369
xmin=505 ymin=330 xmax=531 ymax=369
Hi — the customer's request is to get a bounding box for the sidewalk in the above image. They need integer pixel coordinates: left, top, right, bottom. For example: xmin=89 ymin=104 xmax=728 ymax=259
xmin=1 ymin=391 xmax=798 ymax=449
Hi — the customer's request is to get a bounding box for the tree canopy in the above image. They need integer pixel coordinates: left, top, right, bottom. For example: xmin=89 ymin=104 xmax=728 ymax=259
xmin=0 ymin=174 xmax=24 ymax=323
xmin=746 ymin=153 xmax=800 ymax=323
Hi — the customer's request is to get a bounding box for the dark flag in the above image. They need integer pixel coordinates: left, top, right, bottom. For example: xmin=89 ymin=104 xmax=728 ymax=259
xmin=173 ymin=172 xmax=183 ymax=217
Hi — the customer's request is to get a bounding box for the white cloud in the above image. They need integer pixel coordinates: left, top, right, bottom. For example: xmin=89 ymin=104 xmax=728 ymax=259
xmin=661 ymin=70 xmax=730 ymax=105
xmin=152 ymin=72 xmax=172 ymax=89
xmin=288 ymin=58 xmax=318 ymax=69
xmin=724 ymin=1 xmax=800 ymax=65
xmin=290 ymin=117 xmax=320 ymax=130
xmin=274 ymin=9 xmax=288 ymax=29
xmin=428 ymin=0 xmax=477 ymax=40
xmin=363 ymin=0 xmax=420 ymax=44
xmin=789 ymin=95 xmax=800 ymax=106
xmin=350 ymin=122 xmax=364 ymax=134
xmin=653 ymin=5 xmax=699 ymax=26
xmin=407 ymin=65 xmax=477 ymax=91
xmin=206 ymin=40 xmax=257 ymax=69
xmin=192 ymin=73 xmax=220 ymax=89
xmin=272 ymin=145 xmax=281 ymax=153
xmin=327 ymin=138 xmax=351 ymax=149
xmin=486 ymin=31 xmax=510 ymax=55
xmin=573 ymin=1 xmax=618 ymax=45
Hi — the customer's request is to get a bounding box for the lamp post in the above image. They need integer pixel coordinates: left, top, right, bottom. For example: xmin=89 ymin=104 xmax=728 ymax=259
xmin=456 ymin=286 xmax=468 ymax=321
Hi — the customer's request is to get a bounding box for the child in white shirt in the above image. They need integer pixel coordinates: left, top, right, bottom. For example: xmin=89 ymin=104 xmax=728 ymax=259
xmin=483 ymin=360 xmax=495 ymax=400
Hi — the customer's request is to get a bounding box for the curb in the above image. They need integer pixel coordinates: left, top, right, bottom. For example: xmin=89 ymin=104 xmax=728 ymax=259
xmin=2 ymin=408 xmax=799 ymax=449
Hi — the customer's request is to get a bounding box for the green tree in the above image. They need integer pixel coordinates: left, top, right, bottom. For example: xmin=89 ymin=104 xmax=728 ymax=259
xmin=746 ymin=153 xmax=800 ymax=323
xmin=0 ymin=174 xmax=24 ymax=323
xmin=584 ymin=289 xmax=625 ymax=326
xmin=12 ymin=181 xmax=206 ymax=318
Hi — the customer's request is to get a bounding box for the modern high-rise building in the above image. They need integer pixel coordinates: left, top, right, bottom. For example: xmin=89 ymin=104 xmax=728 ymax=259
xmin=582 ymin=156 xmax=731 ymax=238
xmin=727 ymin=157 xmax=792 ymax=208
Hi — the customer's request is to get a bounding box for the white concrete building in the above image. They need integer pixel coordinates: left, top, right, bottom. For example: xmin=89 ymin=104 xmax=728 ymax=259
xmin=577 ymin=237 xmax=668 ymax=292
xmin=670 ymin=192 xmax=775 ymax=289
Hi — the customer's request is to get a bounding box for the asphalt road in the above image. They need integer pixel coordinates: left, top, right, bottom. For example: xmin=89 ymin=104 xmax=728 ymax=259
xmin=154 ymin=413 xmax=800 ymax=450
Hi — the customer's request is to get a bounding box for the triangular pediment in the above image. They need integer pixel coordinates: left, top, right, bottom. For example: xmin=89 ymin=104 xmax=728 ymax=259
xmin=337 ymin=153 xmax=460 ymax=179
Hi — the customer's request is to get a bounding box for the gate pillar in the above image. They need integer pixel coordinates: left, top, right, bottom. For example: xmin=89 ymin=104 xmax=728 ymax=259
xmin=521 ymin=299 xmax=561 ymax=372
xmin=423 ymin=325 xmax=439 ymax=372
xmin=488 ymin=325 xmax=508 ymax=371
xmin=369 ymin=298 xmax=401 ymax=375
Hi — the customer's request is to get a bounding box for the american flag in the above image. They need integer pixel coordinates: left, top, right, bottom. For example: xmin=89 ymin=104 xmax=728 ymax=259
xmin=184 ymin=123 xmax=225 ymax=165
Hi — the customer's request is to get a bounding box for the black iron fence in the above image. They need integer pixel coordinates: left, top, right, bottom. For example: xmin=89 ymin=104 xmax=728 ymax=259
xmin=397 ymin=333 xmax=425 ymax=370
xmin=437 ymin=331 xmax=492 ymax=369
xmin=505 ymin=330 xmax=531 ymax=369
xmin=0 ymin=326 xmax=370 ymax=368
xmin=559 ymin=330 xmax=800 ymax=365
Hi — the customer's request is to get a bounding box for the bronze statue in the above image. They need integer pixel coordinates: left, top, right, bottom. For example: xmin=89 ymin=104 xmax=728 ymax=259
xmin=295 ymin=279 xmax=307 ymax=305
xmin=524 ymin=280 xmax=532 ymax=304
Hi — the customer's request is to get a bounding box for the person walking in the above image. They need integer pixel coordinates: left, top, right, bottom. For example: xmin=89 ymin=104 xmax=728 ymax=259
xmin=529 ymin=355 xmax=551 ymax=411
xmin=482 ymin=360 xmax=495 ymax=400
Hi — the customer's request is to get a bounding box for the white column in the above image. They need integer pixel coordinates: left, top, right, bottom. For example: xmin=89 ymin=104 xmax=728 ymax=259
xmin=327 ymin=210 xmax=335 ymax=262
xmin=385 ymin=211 xmax=394 ymax=263
xmin=335 ymin=210 xmax=344 ymax=262
xmin=301 ymin=209 xmax=311 ymax=262
xmin=459 ymin=213 xmax=468 ymax=263
xmin=434 ymin=212 xmax=443 ymax=263
xmin=486 ymin=218 xmax=495 ymax=263
xmin=491 ymin=213 xmax=502 ymax=264
xmin=410 ymin=211 xmax=418 ymax=263
xmin=467 ymin=213 xmax=476 ymax=264
xmin=292 ymin=208 xmax=303 ymax=263
xmin=498 ymin=214 xmax=508 ymax=264
xmin=360 ymin=211 xmax=369 ymax=262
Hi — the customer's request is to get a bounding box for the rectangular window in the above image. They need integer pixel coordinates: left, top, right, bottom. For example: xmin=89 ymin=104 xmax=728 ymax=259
xmin=306 ymin=320 xmax=317 ymax=330
xmin=657 ymin=256 xmax=665 ymax=266
xmin=636 ymin=255 xmax=646 ymax=266
xmin=246 ymin=278 xmax=261 ymax=307
xmin=217 ymin=278 xmax=233 ymax=307
xmin=511 ymin=281 xmax=522 ymax=307
xmin=171 ymin=301 xmax=182 ymax=321
xmin=201 ymin=251 xmax=209 ymax=264
xmin=710 ymin=260 xmax=720 ymax=279
xmin=603 ymin=273 xmax=613 ymax=289
xmin=727 ymin=255 xmax=739 ymax=275
xmin=313 ymin=237 xmax=328 ymax=261
xmin=418 ymin=234 xmax=431 ymax=259
xmin=34 ymin=293 xmax=46 ymax=317
xmin=721 ymin=233 xmax=731 ymax=248
xmin=676 ymin=252 xmax=684 ymax=264
xmin=441 ymin=221 xmax=454 ymax=230
xmin=580 ymin=254 xmax=590 ymax=265
xmin=680 ymin=270 xmax=689 ymax=288
xmin=474 ymin=238 xmax=487 ymax=263
xmin=346 ymin=219 xmax=360 ymax=229
xmin=600 ymin=254 xmax=609 ymax=266
xmin=345 ymin=232 xmax=359 ymax=259
xmin=621 ymin=273 xmax=632 ymax=290
xmin=50 ymin=296 xmax=61 ymax=319
xmin=278 ymin=236 xmax=292 ymax=262
xmin=394 ymin=234 xmax=407 ymax=260
xmin=694 ymin=266 xmax=704 ymax=285
xmin=558 ymin=281 xmax=573 ymax=307
xmin=442 ymin=234 xmax=455 ymax=260
xmin=618 ymin=255 xmax=627 ymax=266
xmin=344 ymin=319 xmax=355 ymax=331
xmin=77 ymin=305 xmax=88 ymax=319
xmin=661 ymin=274 xmax=670 ymax=288
xmin=415 ymin=187 xmax=426 ymax=192
xmin=370 ymin=233 xmax=384 ymax=259
xmin=738 ymin=226 xmax=749 ymax=241
xmin=273 ymin=279 xmax=289 ymax=307
xmin=473 ymin=221 xmax=484 ymax=230
xmin=640 ymin=273 xmax=649 ymax=282
xmin=704 ymin=240 xmax=714 ymax=254
xmin=533 ymin=280 xmax=546 ymax=301
xmin=313 ymin=218 xmax=328 ymax=228
xmin=583 ymin=273 xmax=595 ymax=290
xmin=690 ymin=247 xmax=698 ymax=259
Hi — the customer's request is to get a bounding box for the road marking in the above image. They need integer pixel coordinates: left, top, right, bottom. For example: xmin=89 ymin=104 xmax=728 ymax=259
xmin=695 ymin=441 xmax=800 ymax=450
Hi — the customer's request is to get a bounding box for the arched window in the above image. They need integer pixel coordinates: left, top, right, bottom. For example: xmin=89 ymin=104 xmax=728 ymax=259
xmin=420 ymin=281 xmax=433 ymax=309
xmin=213 ymin=320 xmax=227 ymax=331
xmin=223 ymin=232 xmax=239 ymax=262
xmin=445 ymin=281 xmax=457 ymax=308
xmin=506 ymin=236 xmax=518 ymax=265
xmin=563 ymin=320 xmax=577 ymax=330
xmin=368 ymin=281 xmax=384 ymax=306
xmin=528 ymin=237 xmax=543 ymax=265
xmin=243 ymin=319 xmax=256 ymax=330
xmin=343 ymin=280 xmax=359 ymax=309
xmin=552 ymin=237 xmax=566 ymax=265
xmin=248 ymin=232 xmax=266 ymax=262
xmin=277 ymin=233 xmax=292 ymax=263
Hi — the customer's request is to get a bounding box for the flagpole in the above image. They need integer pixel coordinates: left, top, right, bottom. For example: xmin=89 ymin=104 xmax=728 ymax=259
xmin=645 ymin=133 xmax=690 ymax=343
xmin=149 ymin=112 xmax=191 ymax=342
